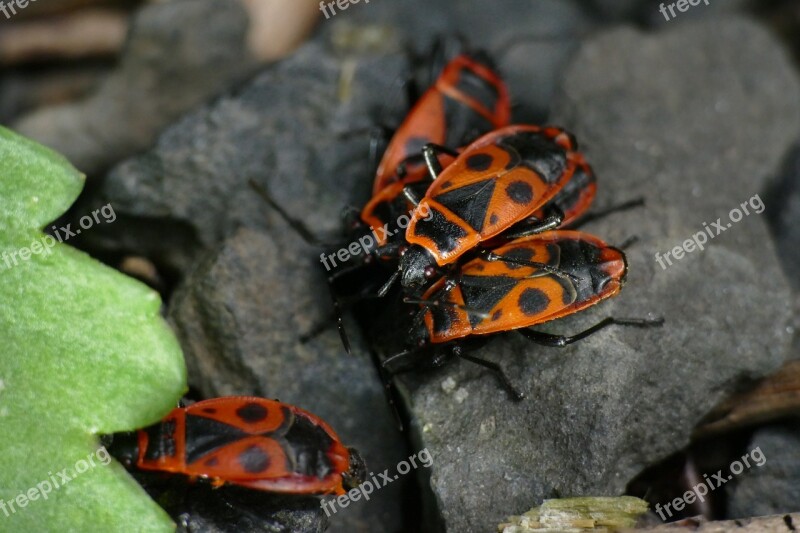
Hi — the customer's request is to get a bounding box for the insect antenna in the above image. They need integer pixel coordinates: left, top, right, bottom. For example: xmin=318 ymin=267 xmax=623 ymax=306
xmin=572 ymin=197 xmax=645 ymax=229
xmin=484 ymin=253 xmax=581 ymax=284
xmin=402 ymin=297 xmax=491 ymax=320
xmin=249 ymin=179 xmax=338 ymax=247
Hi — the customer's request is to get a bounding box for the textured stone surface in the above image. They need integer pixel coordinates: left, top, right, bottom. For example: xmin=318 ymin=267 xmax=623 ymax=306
xmin=85 ymin=40 xmax=406 ymax=272
xmin=89 ymin=42 xmax=414 ymax=531
xmin=766 ymin=145 xmax=800 ymax=292
xmin=727 ymin=421 xmax=800 ymax=518
xmin=320 ymin=0 xmax=594 ymax=121
xmin=14 ymin=0 xmax=259 ymax=176
xmin=168 ymin=228 xmax=411 ymax=533
xmin=80 ymin=10 xmax=800 ymax=533
xmin=387 ymin=17 xmax=799 ymax=532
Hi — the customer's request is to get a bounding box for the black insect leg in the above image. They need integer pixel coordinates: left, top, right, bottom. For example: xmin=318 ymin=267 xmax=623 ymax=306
xmin=249 ymin=180 xmax=337 ymax=247
xmin=403 ymin=185 xmax=423 ymax=207
xmin=502 ymin=206 xmax=565 ymax=239
xmin=422 ymin=143 xmax=461 ymax=179
xmin=369 ymin=125 xmax=393 ymax=174
xmin=518 ymin=317 xmax=665 ymax=347
xmin=454 ymin=346 xmax=525 ymax=401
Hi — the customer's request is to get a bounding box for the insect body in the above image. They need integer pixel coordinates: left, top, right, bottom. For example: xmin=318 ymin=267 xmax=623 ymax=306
xmin=373 ymin=52 xmax=511 ymax=195
xmin=399 ymin=124 xmax=584 ymax=290
xmin=387 ymin=231 xmax=663 ymax=398
xmin=417 ymin=230 xmax=625 ymax=343
xmin=360 ymin=153 xmax=456 ymax=248
xmin=109 ymin=397 xmax=366 ymax=496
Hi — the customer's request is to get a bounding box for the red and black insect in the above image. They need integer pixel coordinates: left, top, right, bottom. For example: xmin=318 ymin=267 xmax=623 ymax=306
xmin=395 ymin=124 xmax=587 ymax=290
xmin=385 ymin=230 xmax=663 ymax=398
xmin=372 ymin=52 xmax=511 ymax=195
xmin=109 ymin=397 xmax=366 ymax=496
xmin=358 ymin=50 xmax=512 ymax=251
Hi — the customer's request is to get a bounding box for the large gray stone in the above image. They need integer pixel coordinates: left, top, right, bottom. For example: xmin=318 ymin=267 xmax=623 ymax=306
xmin=89 ymin=40 xmax=415 ymax=531
xmin=727 ymin=421 xmax=800 ymax=518
xmin=81 ymin=10 xmax=800 ymax=532
xmin=385 ymin=16 xmax=799 ymax=532
xmin=320 ymin=0 xmax=594 ymax=121
xmin=168 ymin=228 xmax=411 ymax=532
xmin=765 ymin=145 xmax=800 ymax=292
xmin=86 ymin=40 xmax=407 ymax=272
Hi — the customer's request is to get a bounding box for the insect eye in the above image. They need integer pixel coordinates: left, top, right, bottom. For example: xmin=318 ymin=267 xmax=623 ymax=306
xmin=424 ymin=266 xmax=436 ymax=279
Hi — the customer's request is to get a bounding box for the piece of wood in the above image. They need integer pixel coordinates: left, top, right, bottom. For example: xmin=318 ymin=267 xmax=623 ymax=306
xmin=0 ymin=9 xmax=128 ymax=65
xmin=694 ymin=360 xmax=800 ymax=438
xmin=239 ymin=0 xmax=320 ymax=61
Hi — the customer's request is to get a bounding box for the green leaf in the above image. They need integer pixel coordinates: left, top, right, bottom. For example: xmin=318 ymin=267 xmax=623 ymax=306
xmin=0 ymin=126 xmax=186 ymax=532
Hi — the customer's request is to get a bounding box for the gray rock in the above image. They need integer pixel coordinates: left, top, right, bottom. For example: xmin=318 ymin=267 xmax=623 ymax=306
xmin=727 ymin=421 xmax=800 ymax=518
xmin=87 ymin=41 xmax=407 ymax=272
xmin=14 ymin=0 xmax=259 ymax=176
xmin=83 ymin=9 xmax=800 ymax=532
xmin=643 ymin=0 xmax=753 ymax=27
xmin=765 ymin=145 xmax=800 ymax=292
xmin=587 ymin=0 xmax=649 ymax=22
xmin=95 ymin=41 xmax=415 ymax=531
xmin=321 ymin=0 xmax=594 ymax=121
xmin=384 ymin=16 xmax=799 ymax=532
xmin=168 ymin=228 xmax=411 ymax=533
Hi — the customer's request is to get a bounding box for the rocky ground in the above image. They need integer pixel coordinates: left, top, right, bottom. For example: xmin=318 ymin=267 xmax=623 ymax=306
xmin=7 ymin=0 xmax=800 ymax=531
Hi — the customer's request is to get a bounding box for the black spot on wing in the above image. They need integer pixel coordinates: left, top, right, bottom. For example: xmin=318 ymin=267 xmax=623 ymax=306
xmin=434 ymin=179 xmax=495 ymax=232
xmin=185 ymin=415 xmax=250 ymax=465
xmin=466 ymin=153 xmax=493 ymax=171
xmin=430 ymin=303 xmax=460 ymax=336
xmin=496 ymin=247 xmax=535 ymax=270
xmin=519 ymin=288 xmax=550 ymax=316
xmin=506 ymin=181 xmax=533 ymax=205
xmin=499 ymin=131 xmax=568 ymax=184
xmin=205 ymin=457 xmax=219 ymax=467
xmin=236 ymin=402 xmax=269 ymax=423
xmin=413 ymin=207 xmax=468 ymax=253
xmin=202 ymin=408 xmax=217 ymax=414
xmin=460 ymin=275 xmax=519 ymax=328
xmin=239 ymin=445 xmax=271 ymax=473
xmin=489 ymin=213 xmax=499 ymax=225
xmin=492 ymin=309 xmax=503 ymax=321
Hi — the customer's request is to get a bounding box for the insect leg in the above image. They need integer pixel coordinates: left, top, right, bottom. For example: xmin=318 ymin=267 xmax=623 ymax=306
xmin=454 ymin=347 xmax=524 ymax=400
xmin=518 ymin=317 xmax=665 ymax=347
xmin=422 ymin=143 xmax=460 ymax=179
xmin=502 ymin=206 xmax=565 ymax=239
